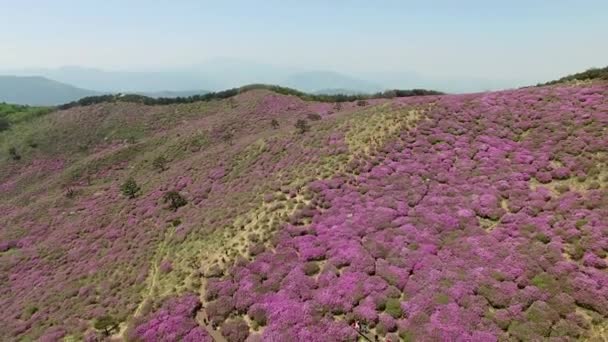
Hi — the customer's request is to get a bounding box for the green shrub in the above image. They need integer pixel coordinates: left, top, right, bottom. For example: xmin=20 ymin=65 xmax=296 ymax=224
xmin=570 ymin=243 xmax=585 ymax=260
xmin=221 ymin=131 xmax=234 ymax=145
xmin=374 ymin=296 xmax=387 ymax=311
xmin=22 ymin=305 xmax=38 ymax=320
xmin=385 ymin=298 xmax=402 ymax=318
xmin=120 ymin=177 xmax=141 ymax=199
xmin=530 ymin=272 xmax=555 ymax=290
xmin=399 ymin=329 xmax=415 ymax=342
xmin=0 ymin=117 xmax=9 ymax=132
xmin=535 ymin=233 xmax=551 ymax=244
xmin=376 ymin=321 xmax=388 ymax=336
xmin=93 ymin=315 xmax=119 ymax=336
xmin=249 ymin=306 xmax=267 ymax=327
xmin=295 ymin=119 xmax=310 ymax=134
xmin=164 ymin=191 xmax=187 ymax=211
xmin=435 ymin=293 xmax=450 ymax=304
xmin=270 ymin=119 xmax=280 ymax=129
xmin=152 ymin=156 xmax=167 ymax=172
xmin=303 ymin=262 xmax=320 ymax=276
xmin=307 ymin=113 xmax=322 ymax=121
xmin=65 ymin=187 xmax=75 ymax=198
xmin=8 ymin=147 xmax=20 ymax=161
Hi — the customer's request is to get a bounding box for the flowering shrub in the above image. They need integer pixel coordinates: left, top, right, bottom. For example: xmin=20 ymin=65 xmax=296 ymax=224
xmin=199 ymin=83 xmax=608 ymax=341
xmin=132 ymin=294 xmax=212 ymax=342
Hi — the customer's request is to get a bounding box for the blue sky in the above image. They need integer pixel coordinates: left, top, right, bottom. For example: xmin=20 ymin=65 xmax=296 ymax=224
xmin=1 ymin=0 xmax=607 ymax=81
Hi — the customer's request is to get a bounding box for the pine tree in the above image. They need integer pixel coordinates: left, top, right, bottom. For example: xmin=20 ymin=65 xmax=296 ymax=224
xmin=120 ymin=177 xmax=140 ymax=199
xmin=94 ymin=315 xmax=119 ymax=336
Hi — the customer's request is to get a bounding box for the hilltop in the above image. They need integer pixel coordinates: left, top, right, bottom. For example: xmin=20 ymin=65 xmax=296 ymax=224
xmin=539 ymin=66 xmax=608 ymax=86
xmin=0 ymin=78 xmax=607 ymax=341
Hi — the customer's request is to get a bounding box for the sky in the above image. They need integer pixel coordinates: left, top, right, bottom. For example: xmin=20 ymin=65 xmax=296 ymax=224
xmin=1 ymin=0 xmax=607 ymax=82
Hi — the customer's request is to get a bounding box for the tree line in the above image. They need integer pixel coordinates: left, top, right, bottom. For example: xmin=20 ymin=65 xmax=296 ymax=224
xmin=57 ymin=84 xmax=444 ymax=110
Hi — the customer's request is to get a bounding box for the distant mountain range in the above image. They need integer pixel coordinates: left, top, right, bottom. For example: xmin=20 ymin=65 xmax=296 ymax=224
xmin=0 ymin=60 xmax=524 ymax=105
xmin=0 ymin=76 xmax=211 ymax=106
xmin=0 ymin=76 xmax=99 ymax=106
xmin=283 ymin=71 xmax=383 ymax=93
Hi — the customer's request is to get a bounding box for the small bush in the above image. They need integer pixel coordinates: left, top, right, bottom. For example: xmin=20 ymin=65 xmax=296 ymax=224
xmin=271 ymin=119 xmax=280 ymax=129
xmin=248 ymin=306 xmax=267 ymax=327
xmin=164 ymin=191 xmax=187 ymax=211
xmin=120 ymin=177 xmax=141 ymax=199
xmin=152 ymin=156 xmax=167 ymax=172
xmin=435 ymin=293 xmax=450 ymax=304
xmin=356 ymin=100 xmax=369 ymax=107
xmin=93 ymin=315 xmax=119 ymax=336
xmin=221 ymin=131 xmax=234 ymax=145
xmin=307 ymin=113 xmax=322 ymax=121
xmin=303 ymin=262 xmax=320 ymax=276
xmin=221 ymin=318 xmax=249 ymax=342
xmin=8 ymin=147 xmax=20 ymax=161
xmin=385 ymin=298 xmax=402 ymax=318
xmin=535 ymin=233 xmax=551 ymax=244
xmin=295 ymin=119 xmax=310 ymax=134
xmin=570 ymin=243 xmax=585 ymax=260
xmin=22 ymin=305 xmax=38 ymax=320
xmin=65 ymin=187 xmax=75 ymax=198
xmin=0 ymin=117 xmax=10 ymax=132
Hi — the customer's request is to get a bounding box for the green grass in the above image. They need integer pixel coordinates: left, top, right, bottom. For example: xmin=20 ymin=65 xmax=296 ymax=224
xmin=0 ymin=103 xmax=53 ymax=160
xmin=0 ymin=103 xmax=52 ymax=127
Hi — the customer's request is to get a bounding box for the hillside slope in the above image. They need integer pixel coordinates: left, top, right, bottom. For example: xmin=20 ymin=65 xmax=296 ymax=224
xmin=540 ymin=66 xmax=608 ymax=86
xmin=1 ymin=83 xmax=607 ymax=341
xmin=0 ymin=75 xmax=99 ymax=106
